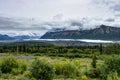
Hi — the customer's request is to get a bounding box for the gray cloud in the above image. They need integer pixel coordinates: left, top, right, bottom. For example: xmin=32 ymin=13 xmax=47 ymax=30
xmin=92 ymin=0 xmax=120 ymax=12
xmin=0 ymin=15 xmax=120 ymax=36
xmin=105 ymin=18 xmax=115 ymax=22
xmin=0 ymin=0 xmax=120 ymax=36
xmin=0 ymin=16 xmax=49 ymax=31
xmin=112 ymin=4 xmax=120 ymax=11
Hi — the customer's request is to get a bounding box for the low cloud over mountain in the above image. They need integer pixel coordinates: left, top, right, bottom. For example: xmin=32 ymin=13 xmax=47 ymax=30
xmin=0 ymin=0 xmax=120 ymax=36
xmin=0 ymin=15 xmax=120 ymax=37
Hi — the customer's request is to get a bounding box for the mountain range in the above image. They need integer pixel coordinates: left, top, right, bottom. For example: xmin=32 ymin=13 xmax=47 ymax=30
xmin=0 ymin=34 xmax=14 ymax=40
xmin=0 ymin=25 xmax=120 ymax=41
xmin=0 ymin=35 xmax=40 ymax=41
xmin=40 ymin=25 xmax=120 ymax=40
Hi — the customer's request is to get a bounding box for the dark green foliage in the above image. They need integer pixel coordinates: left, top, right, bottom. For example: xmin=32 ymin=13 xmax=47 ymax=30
xmin=49 ymin=53 xmax=93 ymax=58
xmin=86 ymin=66 xmax=109 ymax=80
xmin=103 ymin=44 xmax=120 ymax=54
xmin=0 ymin=41 xmax=54 ymax=47
xmin=30 ymin=59 xmax=55 ymax=80
xmin=105 ymin=56 xmax=120 ymax=75
xmin=1 ymin=57 xmax=19 ymax=73
xmin=1 ymin=73 xmax=10 ymax=79
xmin=95 ymin=56 xmax=120 ymax=80
xmin=99 ymin=43 xmax=103 ymax=54
xmin=0 ymin=70 xmax=2 ymax=76
xmin=84 ymin=48 xmax=93 ymax=54
xmin=91 ymin=55 xmax=97 ymax=68
xmin=0 ymin=43 xmax=101 ymax=56
xmin=17 ymin=76 xmax=30 ymax=80
xmin=99 ymin=65 xmax=109 ymax=80
xmin=86 ymin=68 xmax=101 ymax=78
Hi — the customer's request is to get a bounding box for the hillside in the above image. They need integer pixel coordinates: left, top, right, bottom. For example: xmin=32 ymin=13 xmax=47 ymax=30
xmin=0 ymin=35 xmax=40 ymax=41
xmin=41 ymin=25 xmax=120 ymax=40
xmin=0 ymin=34 xmax=14 ymax=40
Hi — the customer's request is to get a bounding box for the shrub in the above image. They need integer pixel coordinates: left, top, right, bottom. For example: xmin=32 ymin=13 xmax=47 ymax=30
xmin=91 ymin=55 xmax=97 ymax=68
xmin=107 ymin=71 xmax=119 ymax=80
xmin=105 ymin=56 xmax=120 ymax=75
xmin=99 ymin=65 xmax=109 ymax=80
xmin=87 ymin=56 xmax=120 ymax=80
xmin=1 ymin=73 xmax=10 ymax=79
xmin=82 ymin=75 xmax=88 ymax=80
xmin=86 ymin=68 xmax=101 ymax=78
xmin=30 ymin=77 xmax=37 ymax=80
xmin=54 ymin=60 xmax=80 ymax=78
xmin=11 ymin=68 xmax=21 ymax=75
xmin=0 ymin=70 xmax=2 ymax=77
xmin=54 ymin=61 xmax=64 ymax=75
xmin=1 ymin=57 xmax=19 ymax=73
xmin=17 ymin=76 xmax=30 ymax=80
xmin=103 ymin=44 xmax=120 ymax=54
xmin=62 ymin=62 xmax=77 ymax=78
xmin=86 ymin=65 xmax=110 ymax=80
xmin=30 ymin=59 xmax=54 ymax=80
xmin=23 ymin=71 xmax=31 ymax=77
xmin=18 ymin=60 xmax=27 ymax=74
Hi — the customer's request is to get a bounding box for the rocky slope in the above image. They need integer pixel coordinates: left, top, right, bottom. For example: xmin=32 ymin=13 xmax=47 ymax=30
xmin=41 ymin=25 xmax=120 ymax=40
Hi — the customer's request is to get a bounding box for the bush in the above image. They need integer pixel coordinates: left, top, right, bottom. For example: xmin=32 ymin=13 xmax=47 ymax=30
xmin=82 ymin=75 xmax=88 ymax=80
xmin=86 ymin=65 xmax=109 ymax=80
xmin=11 ymin=68 xmax=21 ymax=75
xmin=91 ymin=55 xmax=97 ymax=68
xmin=103 ymin=44 xmax=120 ymax=54
xmin=54 ymin=60 xmax=80 ymax=78
xmin=30 ymin=77 xmax=37 ymax=80
xmin=90 ymin=56 xmax=120 ymax=80
xmin=87 ymin=56 xmax=120 ymax=80
xmin=17 ymin=76 xmax=30 ymax=80
xmin=99 ymin=65 xmax=109 ymax=80
xmin=0 ymin=70 xmax=2 ymax=77
xmin=107 ymin=71 xmax=119 ymax=80
xmin=86 ymin=68 xmax=101 ymax=78
xmin=30 ymin=59 xmax=54 ymax=80
xmin=105 ymin=56 xmax=120 ymax=75
xmin=62 ymin=62 xmax=77 ymax=78
xmin=1 ymin=57 xmax=19 ymax=73
xmin=23 ymin=71 xmax=31 ymax=77
xmin=1 ymin=73 xmax=10 ymax=79
xmin=18 ymin=60 xmax=27 ymax=74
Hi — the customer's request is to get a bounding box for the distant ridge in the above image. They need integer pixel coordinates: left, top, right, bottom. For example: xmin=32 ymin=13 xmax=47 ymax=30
xmin=40 ymin=25 xmax=120 ymax=40
xmin=0 ymin=35 xmax=40 ymax=41
xmin=0 ymin=34 xmax=14 ymax=40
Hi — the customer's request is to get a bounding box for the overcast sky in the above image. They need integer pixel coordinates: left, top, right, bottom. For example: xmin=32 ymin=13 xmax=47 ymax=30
xmin=0 ymin=0 xmax=120 ymax=36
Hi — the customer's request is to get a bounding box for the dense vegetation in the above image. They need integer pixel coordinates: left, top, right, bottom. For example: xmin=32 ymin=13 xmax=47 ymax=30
xmin=0 ymin=42 xmax=101 ymax=55
xmin=0 ymin=43 xmax=120 ymax=80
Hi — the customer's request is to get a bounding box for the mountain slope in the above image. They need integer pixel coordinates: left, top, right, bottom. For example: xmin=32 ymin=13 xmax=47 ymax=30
xmin=0 ymin=34 xmax=14 ymax=40
xmin=0 ymin=34 xmax=40 ymax=41
xmin=41 ymin=25 xmax=120 ymax=40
